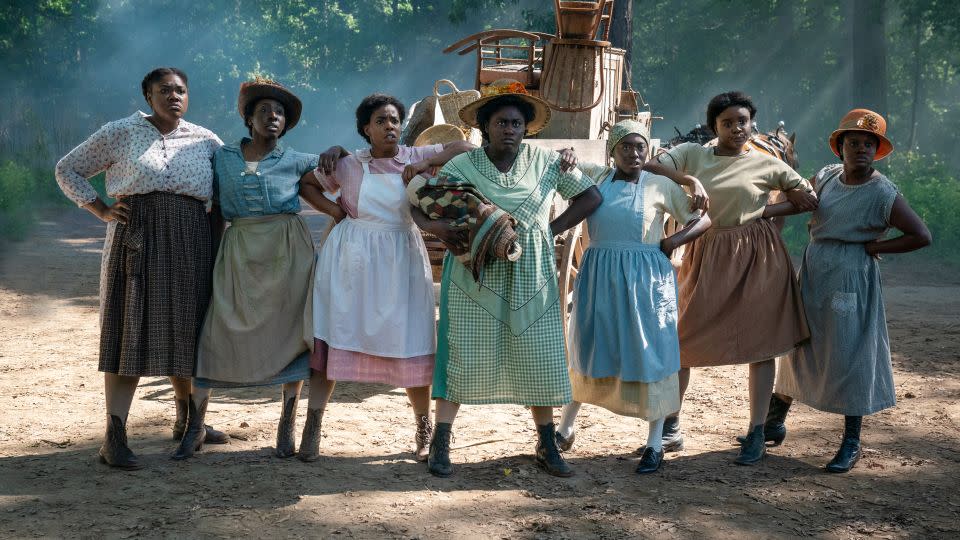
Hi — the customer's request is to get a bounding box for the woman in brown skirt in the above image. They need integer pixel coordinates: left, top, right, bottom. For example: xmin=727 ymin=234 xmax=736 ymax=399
xmin=643 ymin=91 xmax=818 ymax=464
xmin=55 ymin=67 xmax=227 ymax=469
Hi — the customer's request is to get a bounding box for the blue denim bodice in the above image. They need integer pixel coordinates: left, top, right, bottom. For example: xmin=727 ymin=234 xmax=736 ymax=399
xmin=213 ymin=139 xmax=319 ymax=220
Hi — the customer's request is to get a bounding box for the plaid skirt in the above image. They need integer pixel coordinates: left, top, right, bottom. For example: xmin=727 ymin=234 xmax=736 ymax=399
xmin=98 ymin=192 xmax=212 ymax=377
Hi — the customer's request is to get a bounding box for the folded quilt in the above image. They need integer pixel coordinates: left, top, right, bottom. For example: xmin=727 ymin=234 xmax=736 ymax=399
xmin=406 ymin=174 xmax=522 ymax=281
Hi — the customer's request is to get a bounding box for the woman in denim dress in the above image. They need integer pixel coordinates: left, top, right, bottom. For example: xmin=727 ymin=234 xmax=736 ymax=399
xmin=173 ymin=78 xmax=344 ymax=460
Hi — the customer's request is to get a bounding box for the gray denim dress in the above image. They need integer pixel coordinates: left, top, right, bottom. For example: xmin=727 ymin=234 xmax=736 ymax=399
xmin=776 ymin=164 xmax=900 ymax=416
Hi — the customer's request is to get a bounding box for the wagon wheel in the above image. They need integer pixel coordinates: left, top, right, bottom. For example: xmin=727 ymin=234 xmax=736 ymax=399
xmin=556 ymin=222 xmax=588 ymax=337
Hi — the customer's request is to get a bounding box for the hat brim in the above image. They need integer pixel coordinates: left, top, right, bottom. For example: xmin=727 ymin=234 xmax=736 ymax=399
xmin=458 ymin=93 xmax=551 ymax=136
xmin=238 ymin=85 xmax=303 ymax=132
xmin=414 ymin=124 xmax=467 ymax=147
xmin=829 ymin=128 xmax=894 ymax=161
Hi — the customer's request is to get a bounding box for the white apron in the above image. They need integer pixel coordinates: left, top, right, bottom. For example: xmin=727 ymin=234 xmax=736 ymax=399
xmin=313 ymin=155 xmax=436 ymax=358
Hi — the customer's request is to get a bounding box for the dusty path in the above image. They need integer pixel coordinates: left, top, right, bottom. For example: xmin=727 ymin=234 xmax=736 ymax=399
xmin=1 ymin=208 xmax=958 ymax=539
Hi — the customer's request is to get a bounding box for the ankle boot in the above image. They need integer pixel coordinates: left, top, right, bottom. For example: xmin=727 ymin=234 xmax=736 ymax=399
xmin=297 ymin=408 xmax=324 ymax=462
xmin=171 ymin=396 xmax=208 ymax=460
xmin=427 ymin=422 xmax=453 ymax=477
xmin=826 ymin=415 xmax=862 ymax=473
xmin=99 ymin=414 xmax=142 ymax=470
xmin=734 ymin=425 xmax=766 ymax=465
xmin=636 ymin=414 xmax=684 ymax=455
xmin=535 ymin=423 xmax=574 ymax=478
xmin=173 ymin=398 xmax=229 ymax=444
xmin=635 ymin=446 xmax=664 ymax=474
xmin=275 ymin=391 xmax=299 ymax=458
xmin=415 ymin=414 xmax=433 ymax=463
xmin=736 ymin=393 xmax=792 ymax=446
xmin=173 ymin=398 xmax=187 ymax=439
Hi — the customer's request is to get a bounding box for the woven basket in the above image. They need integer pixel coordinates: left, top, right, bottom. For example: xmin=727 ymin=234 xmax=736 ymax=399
xmin=434 ymin=79 xmax=480 ymax=129
xmin=539 ymin=38 xmax=608 ymax=112
xmin=414 ymin=124 xmax=466 ymax=147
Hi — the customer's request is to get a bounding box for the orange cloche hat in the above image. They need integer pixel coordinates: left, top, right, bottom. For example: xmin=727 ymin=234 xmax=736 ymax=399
xmin=828 ymin=108 xmax=894 ymax=161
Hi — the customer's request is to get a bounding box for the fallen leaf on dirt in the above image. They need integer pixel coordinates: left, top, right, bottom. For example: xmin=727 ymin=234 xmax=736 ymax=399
xmin=40 ymin=439 xmax=72 ymax=448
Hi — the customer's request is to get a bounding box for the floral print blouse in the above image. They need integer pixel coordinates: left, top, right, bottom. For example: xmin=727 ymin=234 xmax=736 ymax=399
xmin=55 ymin=111 xmax=223 ymax=206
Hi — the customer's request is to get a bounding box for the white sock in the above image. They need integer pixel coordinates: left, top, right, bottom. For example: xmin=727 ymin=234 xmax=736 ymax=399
xmin=558 ymin=401 xmax=581 ymax=438
xmin=647 ymin=417 xmax=665 ymax=452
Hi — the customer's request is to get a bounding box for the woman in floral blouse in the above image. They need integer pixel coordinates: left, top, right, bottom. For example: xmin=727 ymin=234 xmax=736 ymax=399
xmin=55 ymin=67 xmax=227 ymax=469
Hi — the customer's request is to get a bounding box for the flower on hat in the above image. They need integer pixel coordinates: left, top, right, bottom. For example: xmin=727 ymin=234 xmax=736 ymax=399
xmin=480 ymin=80 xmax=529 ymax=98
xmin=459 ymin=78 xmax=552 ymax=135
xmin=856 ymin=113 xmax=881 ymax=132
xmin=252 ymin=75 xmax=278 ymax=86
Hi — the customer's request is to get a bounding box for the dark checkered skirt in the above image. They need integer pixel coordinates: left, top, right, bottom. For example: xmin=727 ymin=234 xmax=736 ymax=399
xmin=98 ymin=192 xmax=212 ymax=377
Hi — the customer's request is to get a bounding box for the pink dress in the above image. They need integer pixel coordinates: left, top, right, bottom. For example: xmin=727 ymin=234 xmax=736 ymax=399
xmin=310 ymin=145 xmax=443 ymax=387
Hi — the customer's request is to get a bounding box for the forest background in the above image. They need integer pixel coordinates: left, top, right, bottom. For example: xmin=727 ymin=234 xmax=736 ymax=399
xmin=1 ymin=0 xmax=957 ymax=260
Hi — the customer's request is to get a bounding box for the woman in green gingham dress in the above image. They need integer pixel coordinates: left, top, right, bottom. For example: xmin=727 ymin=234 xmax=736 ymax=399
xmin=412 ymin=80 xmax=601 ymax=478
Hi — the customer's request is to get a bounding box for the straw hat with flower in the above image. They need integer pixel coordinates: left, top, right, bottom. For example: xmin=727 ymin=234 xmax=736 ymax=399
xmin=237 ymin=76 xmax=303 ymax=131
xmin=828 ymin=108 xmax=894 ymax=161
xmin=458 ymin=79 xmax=552 ymax=135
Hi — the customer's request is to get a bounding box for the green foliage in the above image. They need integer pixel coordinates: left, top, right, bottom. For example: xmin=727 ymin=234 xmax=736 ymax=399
xmin=780 ymin=214 xmax=812 ymax=257
xmin=0 ymin=161 xmax=66 ymax=242
xmin=0 ymin=163 xmax=33 ymax=215
xmin=778 ymin=153 xmax=960 ymax=262
xmin=884 ymin=152 xmax=960 ymax=262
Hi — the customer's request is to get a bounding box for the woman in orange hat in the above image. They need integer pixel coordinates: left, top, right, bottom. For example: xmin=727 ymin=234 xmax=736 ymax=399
xmin=769 ymin=109 xmax=931 ymax=473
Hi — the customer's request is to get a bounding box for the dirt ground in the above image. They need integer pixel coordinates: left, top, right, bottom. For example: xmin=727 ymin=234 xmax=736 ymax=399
xmin=0 ymin=207 xmax=958 ymax=539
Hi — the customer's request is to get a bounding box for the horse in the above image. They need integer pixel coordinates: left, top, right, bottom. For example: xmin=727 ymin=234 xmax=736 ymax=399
xmin=664 ymin=121 xmax=798 ymax=170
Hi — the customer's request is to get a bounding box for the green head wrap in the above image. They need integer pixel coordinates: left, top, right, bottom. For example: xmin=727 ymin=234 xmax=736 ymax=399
xmin=607 ymin=120 xmax=649 ymax=156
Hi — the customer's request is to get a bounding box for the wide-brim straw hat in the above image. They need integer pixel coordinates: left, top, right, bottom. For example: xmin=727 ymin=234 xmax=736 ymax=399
xmin=414 ymin=123 xmax=466 ymax=147
xmin=237 ymin=77 xmax=303 ymax=132
xmin=458 ymin=79 xmax=551 ymax=135
xmin=828 ymin=108 xmax=894 ymax=161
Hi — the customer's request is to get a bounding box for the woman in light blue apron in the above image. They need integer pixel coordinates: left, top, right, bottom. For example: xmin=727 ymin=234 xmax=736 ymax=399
xmin=556 ymin=120 xmax=712 ymax=474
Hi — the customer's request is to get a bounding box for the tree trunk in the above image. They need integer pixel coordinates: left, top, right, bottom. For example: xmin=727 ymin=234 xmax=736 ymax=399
xmin=608 ymin=0 xmax=633 ymax=89
xmin=907 ymin=12 xmax=923 ymax=152
xmin=850 ymin=0 xmax=888 ymax=115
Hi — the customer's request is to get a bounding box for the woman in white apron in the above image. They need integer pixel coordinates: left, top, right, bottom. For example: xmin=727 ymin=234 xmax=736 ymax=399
xmin=300 ymin=93 xmax=472 ymax=462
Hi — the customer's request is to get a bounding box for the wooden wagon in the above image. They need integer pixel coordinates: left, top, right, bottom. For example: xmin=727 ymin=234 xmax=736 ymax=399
xmin=415 ymin=1 xmax=657 ymax=328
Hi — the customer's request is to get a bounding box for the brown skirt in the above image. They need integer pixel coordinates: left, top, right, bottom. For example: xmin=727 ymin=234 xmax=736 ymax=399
xmin=98 ymin=192 xmax=212 ymax=377
xmin=678 ymin=218 xmax=808 ymax=368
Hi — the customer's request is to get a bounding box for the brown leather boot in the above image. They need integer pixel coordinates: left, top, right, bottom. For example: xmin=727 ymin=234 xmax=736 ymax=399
xmin=173 ymin=398 xmax=228 ymax=444
xmin=297 ymin=408 xmax=324 ymax=462
xmin=171 ymin=396 xmax=208 ymax=460
xmin=415 ymin=414 xmax=432 ymax=463
xmin=99 ymin=414 xmax=142 ymax=470
xmin=275 ymin=391 xmax=299 ymax=458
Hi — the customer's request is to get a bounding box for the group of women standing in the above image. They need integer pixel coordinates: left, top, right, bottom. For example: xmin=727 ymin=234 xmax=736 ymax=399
xmin=55 ymin=67 xmax=931 ymax=478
